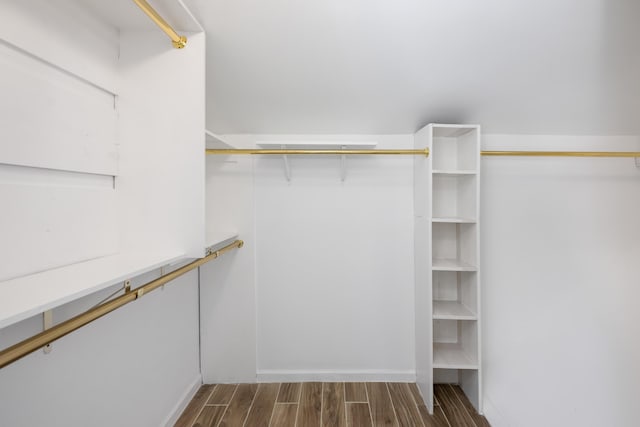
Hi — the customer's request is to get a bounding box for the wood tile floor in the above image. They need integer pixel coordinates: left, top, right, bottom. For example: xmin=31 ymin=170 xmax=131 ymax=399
xmin=175 ymin=382 xmax=490 ymax=427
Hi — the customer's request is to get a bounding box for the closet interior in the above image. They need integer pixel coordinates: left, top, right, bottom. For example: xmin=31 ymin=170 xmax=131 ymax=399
xmin=1 ymin=1 xmax=639 ymax=426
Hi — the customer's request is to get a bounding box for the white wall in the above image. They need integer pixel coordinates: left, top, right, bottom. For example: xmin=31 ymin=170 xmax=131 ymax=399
xmin=0 ymin=2 xmax=120 ymax=281
xmin=203 ymin=135 xmax=416 ymax=382
xmin=117 ymin=30 xmax=205 ymax=258
xmin=481 ymin=134 xmax=640 ymax=427
xmin=0 ymin=268 xmax=201 ymax=427
xmin=200 ymin=152 xmax=256 ymax=382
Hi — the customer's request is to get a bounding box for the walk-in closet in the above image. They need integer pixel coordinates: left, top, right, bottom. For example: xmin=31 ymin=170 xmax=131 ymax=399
xmin=1 ymin=1 xmax=639 ymax=426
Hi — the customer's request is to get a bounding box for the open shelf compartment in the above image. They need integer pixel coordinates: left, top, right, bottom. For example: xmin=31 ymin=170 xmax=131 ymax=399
xmin=433 ymin=271 xmax=477 ymax=320
xmin=430 ymin=125 xmax=479 ymax=172
xmin=432 ymin=223 xmax=477 ymax=271
xmin=432 ymin=174 xmax=477 ymax=220
xmin=433 ymin=319 xmax=478 ymax=369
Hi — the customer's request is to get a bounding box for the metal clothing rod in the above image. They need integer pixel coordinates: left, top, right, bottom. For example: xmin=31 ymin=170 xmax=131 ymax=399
xmin=0 ymin=240 xmax=244 ymax=370
xmin=206 ymin=149 xmax=640 ymax=158
xmin=206 ymin=148 xmax=431 ymax=156
xmin=132 ymin=0 xmax=187 ymax=49
xmin=482 ymin=151 xmax=640 ymax=157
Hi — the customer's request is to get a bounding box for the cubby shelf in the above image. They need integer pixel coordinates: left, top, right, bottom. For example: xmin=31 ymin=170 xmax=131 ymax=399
xmin=433 ymin=343 xmax=478 ymax=370
xmin=432 ymin=170 xmax=477 ymax=175
xmin=433 ymin=301 xmax=477 ymax=320
xmin=432 ymin=258 xmax=477 ymax=271
xmin=432 ymin=217 xmax=476 ymax=224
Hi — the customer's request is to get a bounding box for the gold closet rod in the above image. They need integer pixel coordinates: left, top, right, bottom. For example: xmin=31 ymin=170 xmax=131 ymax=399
xmin=206 ymin=149 xmax=640 ymax=158
xmin=206 ymin=148 xmax=431 ymax=156
xmin=132 ymin=0 xmax=187 ymax=49
xmin=481 ymin=151 xmax=640 ymax=157
xmin=0 ymin=240 xmax=244 ymax=370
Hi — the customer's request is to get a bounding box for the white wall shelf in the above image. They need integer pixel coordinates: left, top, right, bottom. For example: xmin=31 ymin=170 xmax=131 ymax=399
xmin=257 ymin=142 xmax=377 ymax=181
xmin=433 ymin=301 xmax=477 ymax=320
xmin=433 ymin=343 xmax=478 ymax=369
xmin=206 ymin=130 xmax=234 ymax=149
xmin=0 ymin=251 xmax=186 ymax=329
xmin=205 ymin=231 xmax=239 ymax=255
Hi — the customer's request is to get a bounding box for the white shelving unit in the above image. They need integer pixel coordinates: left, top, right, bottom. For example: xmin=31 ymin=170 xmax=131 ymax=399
xmin=414 ymin=124 xmax=482 ymax=414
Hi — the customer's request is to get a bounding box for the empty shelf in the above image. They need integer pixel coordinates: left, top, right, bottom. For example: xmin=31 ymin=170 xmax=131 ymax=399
xmin=432 ymin=170 xmax=477 ymax=175
xmin=433 ymin=301 xmax=477 ymax=320
xmin=205 ymin=130 xmax=233 ymax=149
xmin=0 ymin=251 xmax=186 ymax=329
xmin=433 ymin=343 xmax=478 ymax=369
xmin=257 ymin=141 xmax=376 ymax=149
xmin=432 ymin=259 xmax=477 ymax=271
xmin=432 ymin=217 xmax=476 ymax=224
xmin=205 ymin=231 xmax=239 ymax=253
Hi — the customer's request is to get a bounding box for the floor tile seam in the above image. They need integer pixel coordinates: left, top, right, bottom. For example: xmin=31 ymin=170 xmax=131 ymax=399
xmin=240 ymin=384 xmax=260 ymax=427
xmin=189 ymin=385 xmax=218 ymax=427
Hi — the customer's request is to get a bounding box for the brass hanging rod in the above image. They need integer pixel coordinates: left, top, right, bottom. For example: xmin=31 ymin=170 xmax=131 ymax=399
xmin=206 ymin=148 xmax=639 ymax=158
xmin=0 ymin=240 xmax=244 ymax=370
xmin=132 ymin=0 xmax=187 ymax=49
xmin=206 ymin=148 xmax=431 ymax=156
xmin=481 ymin=151 xmax=640 ymax=157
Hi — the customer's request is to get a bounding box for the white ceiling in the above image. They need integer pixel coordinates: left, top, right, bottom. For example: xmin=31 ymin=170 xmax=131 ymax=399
xmin=185 ymin=0 xmax=640 ymax=135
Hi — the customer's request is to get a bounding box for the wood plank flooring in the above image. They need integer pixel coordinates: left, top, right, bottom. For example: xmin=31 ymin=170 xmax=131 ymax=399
xmin=175 ymin=383 xmax=489 ymax=427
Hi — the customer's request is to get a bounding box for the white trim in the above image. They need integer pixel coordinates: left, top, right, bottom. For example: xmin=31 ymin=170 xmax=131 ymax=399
xmin=256 ymin=370 xmax=416 ymax=383
xmin=161 ymin=374 xmax=202 ymax=427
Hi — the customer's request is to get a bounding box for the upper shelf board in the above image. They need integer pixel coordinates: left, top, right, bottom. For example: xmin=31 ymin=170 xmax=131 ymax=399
xmin=206 ymin=130 xmax=233 ymax=149
xmin=205 ymin=231 xmax=239 ymax=255
xmin=82 ymin=0 xmax=202 ymax=32
xmin=257 ymin=142 xmax=377 ymax=149
xmin=256 ymin=142 xmax=378 ymax=181
xmin=0 ymin=251 xmax=185 ymax=329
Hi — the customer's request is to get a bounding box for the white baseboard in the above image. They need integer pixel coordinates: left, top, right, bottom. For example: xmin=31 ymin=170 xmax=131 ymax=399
xmin=256 ymin=370 xmax=416 ymax=383
xmin=162 ymin=374 xmax=202 ymax=427
xmin=482 ymin=393 xmax=507 ymax=427
xmin=202 ymin=374 xmax=258 ymax=384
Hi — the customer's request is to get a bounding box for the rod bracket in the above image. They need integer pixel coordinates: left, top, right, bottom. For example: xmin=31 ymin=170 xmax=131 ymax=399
xmin=42 ymin=310 xmax=53 ymax=354
xmin=172 ymin=36 xmax=187 ymax=49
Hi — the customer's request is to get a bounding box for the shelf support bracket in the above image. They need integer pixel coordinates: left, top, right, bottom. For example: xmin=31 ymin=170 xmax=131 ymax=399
xmin=42 ymin=310 xmax=53 ymax=354
xmin=281 ymin=145 xmax=291 ymax=181
xmin=340 ymin=145 xmax=347 ymax=182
